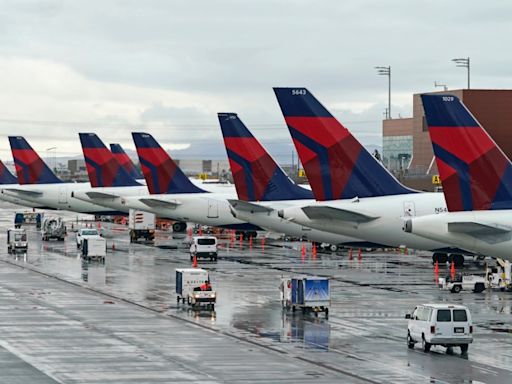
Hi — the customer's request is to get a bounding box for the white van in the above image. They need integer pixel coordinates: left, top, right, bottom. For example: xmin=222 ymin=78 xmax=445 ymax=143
xmin=190 ymin=236 xmax=218 ymax=261
xmin=405 ymin=304 xmax=473 ymax=354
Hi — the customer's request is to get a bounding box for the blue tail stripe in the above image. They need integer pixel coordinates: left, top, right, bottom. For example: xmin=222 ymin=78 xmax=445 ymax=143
xmin=422 ymin=95 xmax=479 ymax=127
xmin=218 ymin=113 xmax=254 ymax=137
xmin=273 ymin=88 xmax=332 ymax=117
xmin=431 ymin=143 xmax=472 ymax=210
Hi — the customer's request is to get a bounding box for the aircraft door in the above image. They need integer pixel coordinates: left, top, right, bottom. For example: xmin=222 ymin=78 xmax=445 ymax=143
xmin=403 ymin=201 xmax=415 ymax=217
xmin=207 ymin=199 xmax=219 ymax=218
xmin=58 ymin=187 xmax=68 ymax=204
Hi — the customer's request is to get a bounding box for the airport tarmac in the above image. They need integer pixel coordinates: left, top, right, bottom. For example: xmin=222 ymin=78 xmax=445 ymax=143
xmin=0 ymin=203 xmax=511 ymax=383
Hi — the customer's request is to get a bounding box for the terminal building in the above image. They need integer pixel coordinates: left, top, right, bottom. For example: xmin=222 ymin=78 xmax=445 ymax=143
xmin=383 ymin=89 xmax=512 ymax=190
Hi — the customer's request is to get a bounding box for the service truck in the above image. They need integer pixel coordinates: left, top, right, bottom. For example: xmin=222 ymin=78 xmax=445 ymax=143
xmin=81 ymin=236 xmax=106 ymax=262
xmin=41 ymin=216 xmax=66 ymax=241
xmin=438 ymin=274 xmax=486 ymax=293
xmin=281 ymin=276 xmax=330 ymax=317
xmin=189 ymin=236 xmax=218 ymax=261
xmin=175 ymin=268 xmax=216 ymax=309
xmin=7 ymin=228 xmax=28 ymax=254
xmin=129 ymin=209 xmax=155 ymax=243
xmin=486 ymin=258 xmax=511 ymax=291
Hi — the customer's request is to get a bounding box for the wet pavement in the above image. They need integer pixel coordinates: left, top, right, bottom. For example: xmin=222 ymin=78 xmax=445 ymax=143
xmin=0 ymin=202 xmax=511 ymax=383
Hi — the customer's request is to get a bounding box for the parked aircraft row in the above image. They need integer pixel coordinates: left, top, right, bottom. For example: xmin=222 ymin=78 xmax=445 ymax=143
xmin=0 ymin=88 xmax=509 ymax=262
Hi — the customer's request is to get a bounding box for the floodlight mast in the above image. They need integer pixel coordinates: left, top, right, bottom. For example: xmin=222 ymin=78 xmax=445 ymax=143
xmin=375 ymin=66 xmax=391 ymax=119
xmin=452 ymin=57 xmax=470 ymax=89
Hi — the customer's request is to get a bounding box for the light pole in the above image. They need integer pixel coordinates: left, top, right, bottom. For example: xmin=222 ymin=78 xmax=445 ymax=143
xmin=452 ymin=57 xmax=470 ymax=89
xmin=46 ymin=147 xmax=56 ymax=171
xmin=375 ymin=66 xmax=391 ymax=119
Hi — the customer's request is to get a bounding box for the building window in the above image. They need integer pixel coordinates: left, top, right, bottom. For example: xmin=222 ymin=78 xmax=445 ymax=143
xmin=383 ymin=135 xmax=413 ymax=173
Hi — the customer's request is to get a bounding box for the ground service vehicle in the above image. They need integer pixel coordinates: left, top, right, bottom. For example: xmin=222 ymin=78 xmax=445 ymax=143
xmin=175 ymin=268 xmax=216 ymax=309
xmin=129 ymin=209 xmax=155 ymax=243
xmin=76 ymin=228 xmax=100 ymax=248
xmin=406 ymin=304 xmax=473 ymax=354
xmin=14 ymin=211 xmax=42 ymax=229
xmin=7 ymin=228 xmax=28 ymax=253
xmin=41 ymin=217 xmax=66 ymax=241
xmin=81 ymin=237 xmax=106 ymax=262
xmin=281 ymin=276 xmax=330 ymax=317
xmin=486 ymin=258 xmax=511 ymax=290
xmin=438 ymin=274 xmax=486 ymax=293
xmin=190 ymin=236 xmax=218 ymax=261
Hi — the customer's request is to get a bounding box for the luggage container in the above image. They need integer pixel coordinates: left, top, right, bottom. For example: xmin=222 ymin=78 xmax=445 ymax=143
xmin=281 ymin=276 xmax=330 ymax=317
xmin=175 ymin=268 xmax=216 ymax=309
xmin=82 ymin=236 xmax=106 ymax=262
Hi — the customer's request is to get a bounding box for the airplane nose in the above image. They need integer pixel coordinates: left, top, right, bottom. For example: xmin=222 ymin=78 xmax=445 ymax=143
xmin=277 ymin=210 xmax=284 ymax=219
xmin=403 ymin=219 xmax=412 ymax=233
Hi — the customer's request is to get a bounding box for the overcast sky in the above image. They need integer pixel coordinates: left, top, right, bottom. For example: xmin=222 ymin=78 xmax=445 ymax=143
xmin=0 ymin=0 xmax=510 ymax=161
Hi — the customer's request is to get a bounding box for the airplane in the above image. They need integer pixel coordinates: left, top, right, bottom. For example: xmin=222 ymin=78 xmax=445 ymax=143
xmin=218 ymin=112 xmax=371 ymax=249
xmin=0 ymin=159 xmax=46 ymax=208
xmin=403 ymin=94 xmax=512 ymax=261
xmin=109 ymin=143 xmax=145 ymax=181
xmin=0 ymin=136 xmax=127 ymax=215
xmin=272 ymin=87 xmax=469 ymax=264
xmin=73 ymin=132 xmax=260 ymax=234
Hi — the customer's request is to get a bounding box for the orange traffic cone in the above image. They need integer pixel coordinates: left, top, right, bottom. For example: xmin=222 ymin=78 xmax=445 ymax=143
xmin=434 ymin=260 xmax=439 ymax=274
xmin=193 ymin=254 xmax=198 ymax=268
xmin=198 ymin=227 xmax=203 ymax=236
xmin=112 ymin=242 xmax=115 ymax=251
xmin=301 ymin=243 xmax=306 ymax=257
xmin=348 ymin=248 xmax=353 ymax=260
xmin=312 ymin=243 xmax=317 ymax=258
xmin=187 ymin=227 xmax=192 ymax=237
xmin=261 ymin=237 xmax=265 ymax=251
xmin=249 ymin=236 xmax=253 ymax=249
xmin=357 ymin=248 xmax=362 ymax=260
xmin=450 ymin=261 xmax=455 ymax=278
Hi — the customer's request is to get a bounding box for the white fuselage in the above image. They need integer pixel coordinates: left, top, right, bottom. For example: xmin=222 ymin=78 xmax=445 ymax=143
xmin=230 ymin=200 xmax=367 ymax=245
xmin=407 ymin=210 xmax=512 ymax=261
xmin=1 ymin=183 xmax=123 ymax=214
xmin=279 ymin=192 xmax=464 ymax=252
xmin=72 ymin=183 xmax=260 ymax=229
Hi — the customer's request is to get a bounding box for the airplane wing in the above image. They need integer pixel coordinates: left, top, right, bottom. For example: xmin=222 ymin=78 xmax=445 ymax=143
xmin=228 ymin=199 xmax=273 ymax=213
xmin=139 ymin=198 xmax=181 ymax=209
xmin=85 ymin=191 xmax=121 ymax=199
xmin=448 ymin=222 xmax=511 ymax=235
xmin=2 ymin=188 xmax=43 ymax=197
xmin=302 ymin=205 xmax=379 ymax=223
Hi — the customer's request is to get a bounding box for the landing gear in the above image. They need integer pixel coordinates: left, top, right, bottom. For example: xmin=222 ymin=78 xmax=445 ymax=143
xmin=172 ymin=221 xmax=187 ymax=233
xmin=432 ymin=252 xmax=448 ymax=264
xmin=449 ymin=253 xmax=465 ymax=267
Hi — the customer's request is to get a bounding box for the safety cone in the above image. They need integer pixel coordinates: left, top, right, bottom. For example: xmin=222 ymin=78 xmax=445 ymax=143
xmin=357 ymin=248 xmax=362 ymax=260
xmin=187 ymin=227 xmax=192 ymax=237
xmin=450 ymin=261 xmax=456 ymax=278
xmin=193 ymin=254 xmax=198 ymax=268
xmin=301 ymin=243 xmax=306 ymax=257
xmin=112 ymin=242 xmax=115 ymax=251
xmin=312 ymin=243 xmax=317 ymax=258
xmin=434 ymin=260 xmax=439 ymax=274
xmin=348 ymin=248 xmax=353 ymax=260
xmin=249 ymin=236 xmax=253 ymax=249
xmin=198 ymin=227 xmax=203 ymax=236
xmin=261 ymin=237 xmax=265 ymax=251
xmin=230 ymin=231 xmax=235 ymax=244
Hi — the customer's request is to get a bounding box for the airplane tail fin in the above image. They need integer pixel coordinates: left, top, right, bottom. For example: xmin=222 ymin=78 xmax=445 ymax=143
xmin=0 ymin=160 xmax=17 ymax=184
xmin=273 ymin=87 xmax=414 ymax=201
xmin=79 ymin=133 xmax=141 ymax=187
xmin=422 ymin=94 xmax=512 ymax=211
xmin=218 ymin=112 xmax=312 ymax=201
xmin=8 ymin=136 xmax=62 ymax=184
xmin=132 ymin=132 xmax=207 ymax=194
xmin=110 ymin=143 xmax=144 ymax=180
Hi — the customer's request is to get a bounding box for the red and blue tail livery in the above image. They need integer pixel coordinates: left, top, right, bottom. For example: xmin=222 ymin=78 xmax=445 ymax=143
xmin=8 ymin=136 xmax=62 ymax=184
xmin=0 ymin=160 xmax=17 ymax=184
xmin=79 ymin=133 xmax=141 ymax=188
xmin=132 ymin=132 xmax=207 ymax=195
xmin=422 ymin=94 xmax=512 ymax=211
xmin=218 ymin=113 xmax=312 ymax=201
xmin=110 ymin=143 xmax=143 ymax=180
xmin=273 ymin=87 xmax=413 ymax=201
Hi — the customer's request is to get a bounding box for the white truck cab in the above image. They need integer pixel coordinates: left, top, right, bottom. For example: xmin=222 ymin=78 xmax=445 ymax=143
xmin=190 ymin=236 xmax=218 ymax=261
xmin=7 ymin=228 xmax=28 ymax=253
xmin=76 ymin=228 xmax=101 ymax=248
xmin=406 ymin=304 xmax=473 ymax=354
xmin=438 ymin=274 xmax=486 ymax=293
